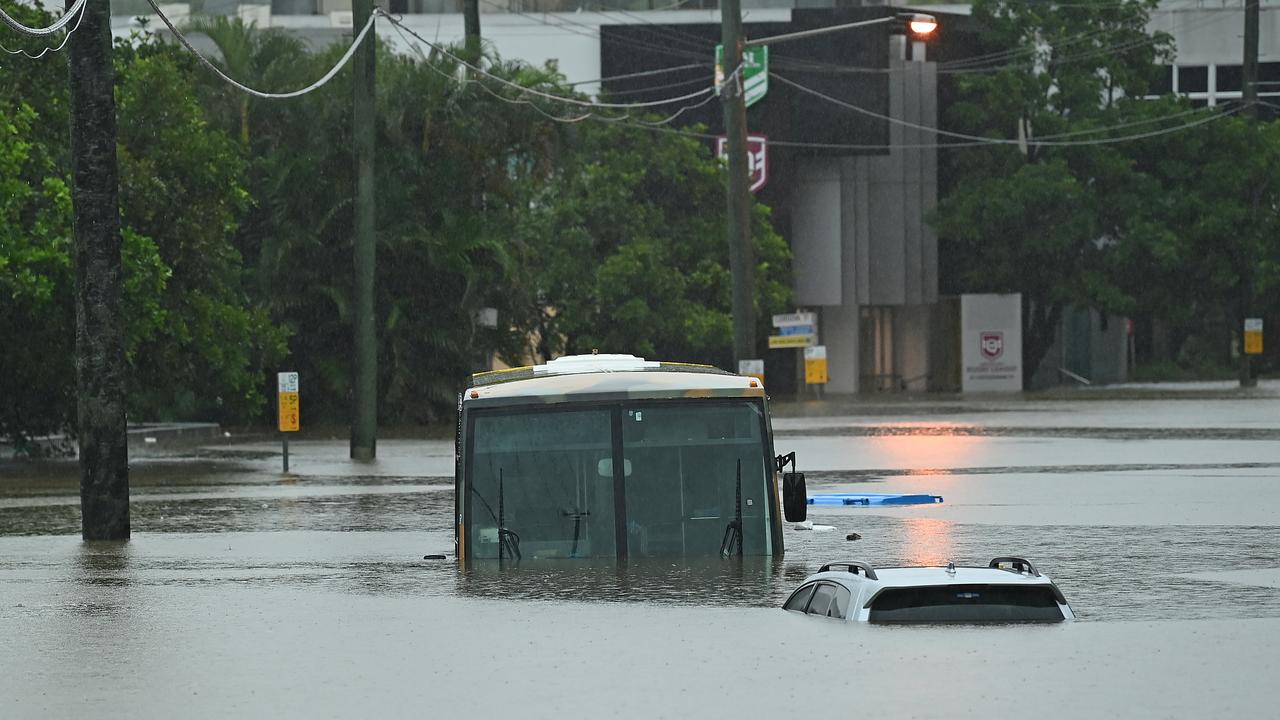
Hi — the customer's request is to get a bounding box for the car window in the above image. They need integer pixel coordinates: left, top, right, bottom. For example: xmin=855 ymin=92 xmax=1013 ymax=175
xmin=806 ymin=583 xmax=836 ymax=616
xmin=868 ymin=584 xmax=1065 ymax=623
xmin=783 ymin=584 xmax=817 ymax=612
xmin=828 ymin=584 xmax=852 ymax=619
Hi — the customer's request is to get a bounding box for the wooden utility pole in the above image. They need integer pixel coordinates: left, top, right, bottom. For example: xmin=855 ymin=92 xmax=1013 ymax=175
xmin=351 ymin=0 xmax=379 ymax=459
xmin=719 ymin=0 xmax=756 ymax=366
xmin=463 ymin=0 xmax=481 ymax=61
xmin=67 ymin=0 xmax=129 ymax=539
xmin=1240 ymin=0 xmax=1259 ymax=388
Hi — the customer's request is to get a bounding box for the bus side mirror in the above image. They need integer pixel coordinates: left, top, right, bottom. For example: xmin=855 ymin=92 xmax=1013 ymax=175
xmin=782 ymin=472 xmax=807 ymax=522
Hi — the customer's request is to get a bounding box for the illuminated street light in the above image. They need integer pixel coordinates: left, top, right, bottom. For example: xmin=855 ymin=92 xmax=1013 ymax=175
xmin=905 ymin=14 xmax=939 ymax=37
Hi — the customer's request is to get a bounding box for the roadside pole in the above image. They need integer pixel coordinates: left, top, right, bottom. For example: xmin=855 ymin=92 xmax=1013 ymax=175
xmin=720 ymin=0 xmax=755 ymax=367
xmin=351 ymin=0 xmax=378 ymax=459
xmin=1240 ymin=0 xmax=1259 ymax=388
xmin=464 ymin=0 xmax=481 ymax=61
xmin=68 ymin=0 xmax=130 ymax=540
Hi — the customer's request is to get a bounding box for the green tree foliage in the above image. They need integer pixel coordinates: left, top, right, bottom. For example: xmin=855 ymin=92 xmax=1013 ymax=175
xmin=0 ymin=104 xmax=76 ymax=452
xmin=514 ymin=122 xmax=790 ymax=368
xmin=115 ymin=51 xmax=287 ymax=422
xmin=938 ymin=0 xmax=1280 ymax=381
xmin=2 ymin=15 xmax=790 ymax=443
xmin=1121 ymin=113 xmax=1280 ymax=365
xmin=935 ymin=0 xmax=1173 ymax=385
xmin=0 ymin=8 xmax=284 ymax=447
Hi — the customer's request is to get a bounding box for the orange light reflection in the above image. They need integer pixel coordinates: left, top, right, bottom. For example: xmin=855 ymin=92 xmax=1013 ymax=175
xmin=900 ymin=516 xmax=955 ymax=567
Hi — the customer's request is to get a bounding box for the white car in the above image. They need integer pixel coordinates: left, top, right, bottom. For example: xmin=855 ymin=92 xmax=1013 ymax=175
xmin=782 ymin=557 xmax=1075 ymax=623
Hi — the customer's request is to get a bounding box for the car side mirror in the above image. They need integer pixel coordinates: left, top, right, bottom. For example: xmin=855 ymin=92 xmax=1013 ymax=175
xmin=782 ymin=471 xmax=807 ymax=522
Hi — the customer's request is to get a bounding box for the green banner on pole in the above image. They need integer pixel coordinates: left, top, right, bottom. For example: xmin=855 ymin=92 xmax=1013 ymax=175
xmin=715 ymin=44 xmax=769 ymax=107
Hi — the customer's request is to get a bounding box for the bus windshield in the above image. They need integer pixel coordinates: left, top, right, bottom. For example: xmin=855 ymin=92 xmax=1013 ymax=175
xmin=467 ymin=399 xmax=773 ymax=560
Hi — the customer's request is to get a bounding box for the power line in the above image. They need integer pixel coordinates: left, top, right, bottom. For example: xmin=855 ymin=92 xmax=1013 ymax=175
xmin=770 ymin=70 xmax=1246 ymax=147
xmin=143 ymin=0 xmax=376 ymax=99
xmin=0 ymin=0 xmax=84 ymax=58
xmin=383 ymin=15 xmax=719 ymax=128
xmin=476 ymin=0 xmax=711 ymax=65
xmin=0 ymin=0 xmax=85 ymax=37
xmin=565 ymin=62 xmax=706 ymax=87
xmin=380 ymin=9 xmax=724 ymax=111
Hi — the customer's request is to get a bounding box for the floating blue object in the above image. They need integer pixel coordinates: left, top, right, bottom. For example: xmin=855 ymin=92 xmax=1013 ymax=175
xmin=808 ymin=492 xmax=943 ymax=506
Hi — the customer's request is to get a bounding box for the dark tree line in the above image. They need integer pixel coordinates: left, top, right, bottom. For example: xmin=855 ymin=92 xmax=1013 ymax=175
xmin=0 ymin=8 xmax=790 ymax=451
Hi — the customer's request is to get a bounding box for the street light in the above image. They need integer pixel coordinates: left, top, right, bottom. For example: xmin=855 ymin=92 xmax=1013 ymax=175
xmin=906 ymin=15 xmax=939 ymax=37
xmin=719 ymin=12 xmax=939 ymax=371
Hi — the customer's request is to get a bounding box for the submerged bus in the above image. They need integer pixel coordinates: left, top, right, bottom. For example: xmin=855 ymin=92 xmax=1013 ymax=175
xmin=455 ymin=354 xmax=807 ymax=564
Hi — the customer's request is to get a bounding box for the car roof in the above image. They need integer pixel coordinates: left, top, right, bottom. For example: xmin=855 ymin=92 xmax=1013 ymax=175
xmin=806 ymin=566 xmax=1058 ymax=590
xmin=464 ymin=354 xmax=764 ymax=407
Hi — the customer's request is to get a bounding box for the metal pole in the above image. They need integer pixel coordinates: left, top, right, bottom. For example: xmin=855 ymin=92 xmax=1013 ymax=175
xmin=351 ymin=0 xmax=379 ymax=459
xmin=282 ymin=436 xmax=290 ymax=473
xmin=464 ymin=0 xmax=481 ymax=61
xmin=68 ymin=0 xmax=130 ymax=540
xmin=1240 ymin=0 xmax=1259 ymax=388
xmin=720 ymin=0 xmax=755 ymax=367
xmin=744 ymin=15 xmax=892 ymax=48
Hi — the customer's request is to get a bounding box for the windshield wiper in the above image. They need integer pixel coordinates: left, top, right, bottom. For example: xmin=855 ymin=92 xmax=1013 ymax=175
xmin=562 ymin=507 xmax=590 ymax=558
xmin=472 ymin=468 xmax=521 ymax=562
xmin=720 ymin=459 xmax=743 ymax=558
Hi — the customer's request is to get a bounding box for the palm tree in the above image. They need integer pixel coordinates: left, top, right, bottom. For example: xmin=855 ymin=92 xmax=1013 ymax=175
xmin=182 ymin=16 xmax=307 ymax=146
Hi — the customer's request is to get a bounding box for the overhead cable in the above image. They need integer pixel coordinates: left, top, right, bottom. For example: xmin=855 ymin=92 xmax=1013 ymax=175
xmin=770 ymin=71 xmax=1243 ymax=147
xmin=566 ymin=62 xmax=707 ymax=87
xmin=0 ymin=0 xmax=84 ymax=58
xmin=380 ymin=10 xmax=722 ymax=110
xmin=383 ymin=17 xmax=720 ymax=128
xmin=0 ymin=0 xmax=85 ymax=36
xmin=143 ymin=0 xmax=376 ymax=99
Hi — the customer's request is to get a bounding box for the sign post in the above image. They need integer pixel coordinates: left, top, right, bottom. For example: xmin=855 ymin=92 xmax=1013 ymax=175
xmin=1244 ymin=318 xmax=1263 ymax=355
xmin=277 ymin=372 xmax=300 ymax=472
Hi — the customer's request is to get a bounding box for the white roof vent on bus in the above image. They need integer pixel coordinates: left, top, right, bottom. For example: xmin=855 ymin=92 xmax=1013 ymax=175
xmin=533 ymin=354 xmax=661 ymax=376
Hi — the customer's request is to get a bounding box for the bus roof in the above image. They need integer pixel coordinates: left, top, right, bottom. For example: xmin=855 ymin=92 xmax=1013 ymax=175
xmin=464 ymin=354 xmax=764 ymax=406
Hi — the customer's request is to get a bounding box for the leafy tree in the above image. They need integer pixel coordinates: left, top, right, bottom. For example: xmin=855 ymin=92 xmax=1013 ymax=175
xmin=935 ymin=0 xmax=1172 ymax=385
xmin=1122 ymin=113 xmax=1280 ymax=367
xmin=115 ymin=50 xmax=287 ymax=422
xmin=0 ymin=17 xmax=283 ymax=448
xmin=182 ymin=16 xmax=309 ymax=145
xmin=514 ymin=121 xmax=791 ymax=368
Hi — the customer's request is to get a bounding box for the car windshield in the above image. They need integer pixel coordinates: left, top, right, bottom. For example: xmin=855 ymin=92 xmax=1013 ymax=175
xmin=867 ymin=584 xmax=1066 ymax=623
xmin=468 ymin=399 xmax=772 ymax=559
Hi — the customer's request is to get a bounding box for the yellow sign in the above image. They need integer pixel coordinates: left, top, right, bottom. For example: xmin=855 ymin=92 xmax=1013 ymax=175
xmin=804 ymin=345 xmax=828 ymax=385
xmin=1245 ymin=318 xmax=1263 ymax=355
xmin=768 ymin=334 xmax=815 ymax=349
xmin=278 ymin=392 xmax=300 ymax=432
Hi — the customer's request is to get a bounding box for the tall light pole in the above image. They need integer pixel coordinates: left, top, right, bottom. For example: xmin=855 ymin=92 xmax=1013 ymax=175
xmin=719 ymin=12 xmax=937 ymax=368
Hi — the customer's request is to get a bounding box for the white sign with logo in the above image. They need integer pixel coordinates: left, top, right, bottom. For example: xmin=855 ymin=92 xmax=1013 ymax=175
xmin=960 ymin=294 xmax=1022 ymax=393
